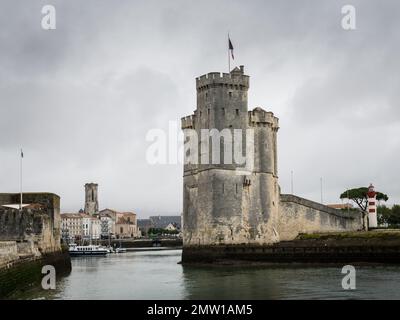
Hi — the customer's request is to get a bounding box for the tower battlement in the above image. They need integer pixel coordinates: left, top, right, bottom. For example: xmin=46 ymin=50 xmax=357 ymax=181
xmin=196 ymin=66 xmax=249 ymax=91
xmin=249 ymin=107 xmax=279 ymax=129
xmin=181 ymin=114 xmax=196 ymax=129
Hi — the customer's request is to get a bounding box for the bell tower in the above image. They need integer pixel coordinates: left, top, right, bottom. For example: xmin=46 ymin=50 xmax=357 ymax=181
xmin=84 ymin=183 xmax=98 ymax=216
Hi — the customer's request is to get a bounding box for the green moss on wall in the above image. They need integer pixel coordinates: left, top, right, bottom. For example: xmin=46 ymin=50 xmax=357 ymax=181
xmin=0 ymin=251 xmax=71 ymax=299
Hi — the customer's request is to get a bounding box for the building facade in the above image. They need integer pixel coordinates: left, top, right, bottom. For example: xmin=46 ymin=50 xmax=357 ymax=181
xmin=115 ymin=212 xmax=138 ymax=238
xmin=61 ymin=213 xmax=83 ymax=242
xmin=61 ymin=213 xmax=101 ymax=242
xmin=100 ymin=214 xmax=115 ymax=238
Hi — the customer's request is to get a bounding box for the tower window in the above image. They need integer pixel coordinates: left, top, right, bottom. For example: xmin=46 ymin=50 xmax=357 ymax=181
xmin=222 ymin=108 xmax=225 ymax=115
xmin=229 ymin=92 xmax=232 ymax=98
xmin=236 ymin=109 xmax=239 ymax=116
xmin=235 ymin=184 xmax=238 ymax=194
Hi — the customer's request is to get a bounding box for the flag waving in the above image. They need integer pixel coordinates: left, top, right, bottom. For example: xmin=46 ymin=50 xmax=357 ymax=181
xmin=228 ymin=37 xmax=234 ymax=60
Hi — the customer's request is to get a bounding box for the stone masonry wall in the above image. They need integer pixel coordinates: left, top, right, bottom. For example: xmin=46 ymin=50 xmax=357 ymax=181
xmin=0 ymin=193 xmax=61 ymax=253
xmin=0 ymin=241 xmax=18 ymax=269
xmin=278 ymin=194 xmax=363 ymax=241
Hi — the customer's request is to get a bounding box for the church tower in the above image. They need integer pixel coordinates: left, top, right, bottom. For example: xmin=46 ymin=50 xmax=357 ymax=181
xmin=181 ymin=66 xmax=280 ymax=246
xmin=84 ymin=183 xmax=98 ymax=216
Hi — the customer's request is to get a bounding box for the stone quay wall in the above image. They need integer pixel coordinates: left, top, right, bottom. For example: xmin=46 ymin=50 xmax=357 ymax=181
xmin=0 ymin=192 xmax=70 ymax=298
xmin=278 ymin=194 xmax=363 ymax=241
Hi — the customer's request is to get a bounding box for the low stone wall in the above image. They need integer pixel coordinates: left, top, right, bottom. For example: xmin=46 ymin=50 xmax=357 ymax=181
xmin=278 ymin=194 xmax=363 ymax=241
xmin=0 ymin=249 xmax=71 ymax=299
xmin=0 ymin=241 xmax=19 ymax=269
xmin=182 ymin=241 xmax=400 ymax=265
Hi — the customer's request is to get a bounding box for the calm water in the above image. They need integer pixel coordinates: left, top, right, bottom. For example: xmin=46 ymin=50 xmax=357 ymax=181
xmin=13 ymin=249 xmax=400 ymax=300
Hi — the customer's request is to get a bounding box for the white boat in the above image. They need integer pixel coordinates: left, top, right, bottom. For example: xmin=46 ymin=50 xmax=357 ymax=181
xmin=115 ymin=247 xmax=127 ymax=253
xmin=106 ymin=246 xmax=115 ymax=253
xmin=69 ymin=244 xmax=108 ymax=256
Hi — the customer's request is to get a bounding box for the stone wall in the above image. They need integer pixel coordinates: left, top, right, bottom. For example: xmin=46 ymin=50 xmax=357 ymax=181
xmin=0 ymin=193 xmax=61 ymax=253
xmin=0 ymin=241 xmax=18 ymax=269
xmin=0 ymin=193 xmax=71 ymax=298
xmin=0 ymin=249 xmax=71 ymax=298
xmin=278 ymin=194 xmax=363 ymax=241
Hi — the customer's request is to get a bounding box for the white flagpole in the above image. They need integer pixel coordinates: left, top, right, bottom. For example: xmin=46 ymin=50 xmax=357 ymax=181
xmin=20 ymin=148 xmax=23 ymax=211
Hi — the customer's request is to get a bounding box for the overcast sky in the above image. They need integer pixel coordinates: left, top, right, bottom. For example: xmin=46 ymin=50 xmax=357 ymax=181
xmin=0 ymin=0 xmax=399 ymax=217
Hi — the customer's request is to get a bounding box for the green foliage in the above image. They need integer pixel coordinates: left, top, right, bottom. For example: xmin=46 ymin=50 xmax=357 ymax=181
xmin=378 ymin=205 xmax=400 ymax=227
xmin=297 ymin=230 xmax=400 ymax=240
xmin=148 ymin=228 xmax=179 ymax=236
xmin=340 ymin=187 xmax=389 ymax=212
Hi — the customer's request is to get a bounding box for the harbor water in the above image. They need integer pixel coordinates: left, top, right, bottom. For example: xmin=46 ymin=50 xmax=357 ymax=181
xmin=12 ymin=249 xmax=400 ymax=300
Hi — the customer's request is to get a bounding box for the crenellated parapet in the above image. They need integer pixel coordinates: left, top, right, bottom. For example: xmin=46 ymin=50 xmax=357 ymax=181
xmin=249 ymin=107 xmax=279 ymax=130
xmin=196 ymin=66 xmax=249 ymax=91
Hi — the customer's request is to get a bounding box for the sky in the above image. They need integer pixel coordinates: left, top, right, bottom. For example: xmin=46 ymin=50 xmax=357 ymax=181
xmin=0 ymin=0 xmax=399 ymax=217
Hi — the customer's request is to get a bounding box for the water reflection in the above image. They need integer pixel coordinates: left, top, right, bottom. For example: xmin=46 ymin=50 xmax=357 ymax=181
xmin=181 ymin=266 xmax=279 ymax=299
xmin=9 ymin=249 xmax=400 ymax=300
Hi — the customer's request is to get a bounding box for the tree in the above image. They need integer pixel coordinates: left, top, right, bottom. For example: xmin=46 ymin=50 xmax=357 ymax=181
xmin=377 ymin=205 xmax=392 ymax=226
xmin=392 ymin=205 xmax=400 ymax=226
xmin=378 ymin=204 xmax=400 ymax=227
xmin=340 ymin=187 xmax=388 ymax=212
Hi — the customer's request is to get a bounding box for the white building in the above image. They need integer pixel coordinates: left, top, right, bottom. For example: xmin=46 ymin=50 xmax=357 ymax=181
xmin=61 ymin=213 xmax=83 ymax=242
xmin=62 ymin=213 xmax=101 ymax=241
xmin=82 ymin=215 xmax=91 ymax=240
xmin=165 ymin=223 xmax=177 ymax=231
xmin=82 ymin=215 xmax=101 ymax=240
xmin=91 ymin=216 xmax=101 ymax=240
xmin=100 ymin=215 xmax=115 ymax=238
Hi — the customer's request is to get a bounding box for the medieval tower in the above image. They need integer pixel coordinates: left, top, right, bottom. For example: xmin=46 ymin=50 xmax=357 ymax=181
xmin=181 ymin=66 xmax=363 ymax=263
xmin=84 ymin=183 xmax=98 ymax=216
xmin=181 ymin=66 xmax=280 ymax=246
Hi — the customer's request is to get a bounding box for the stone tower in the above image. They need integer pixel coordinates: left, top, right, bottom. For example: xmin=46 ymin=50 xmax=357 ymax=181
xmin=84 ymin=183 xmax=98 ymax=216
xmin=181 ymin=66 xmax=280 ymax=246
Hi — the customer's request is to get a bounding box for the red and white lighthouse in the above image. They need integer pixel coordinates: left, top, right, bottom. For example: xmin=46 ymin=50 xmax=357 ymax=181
xmin=367 ymin=183 xmax=378 ymax=228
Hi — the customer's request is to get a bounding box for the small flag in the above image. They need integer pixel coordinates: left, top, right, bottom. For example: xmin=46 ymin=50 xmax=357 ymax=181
xmin=21 ymin=149 xmax=23 ymax=158
xmin=228 ymin=37 xmax=234 ymax=60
